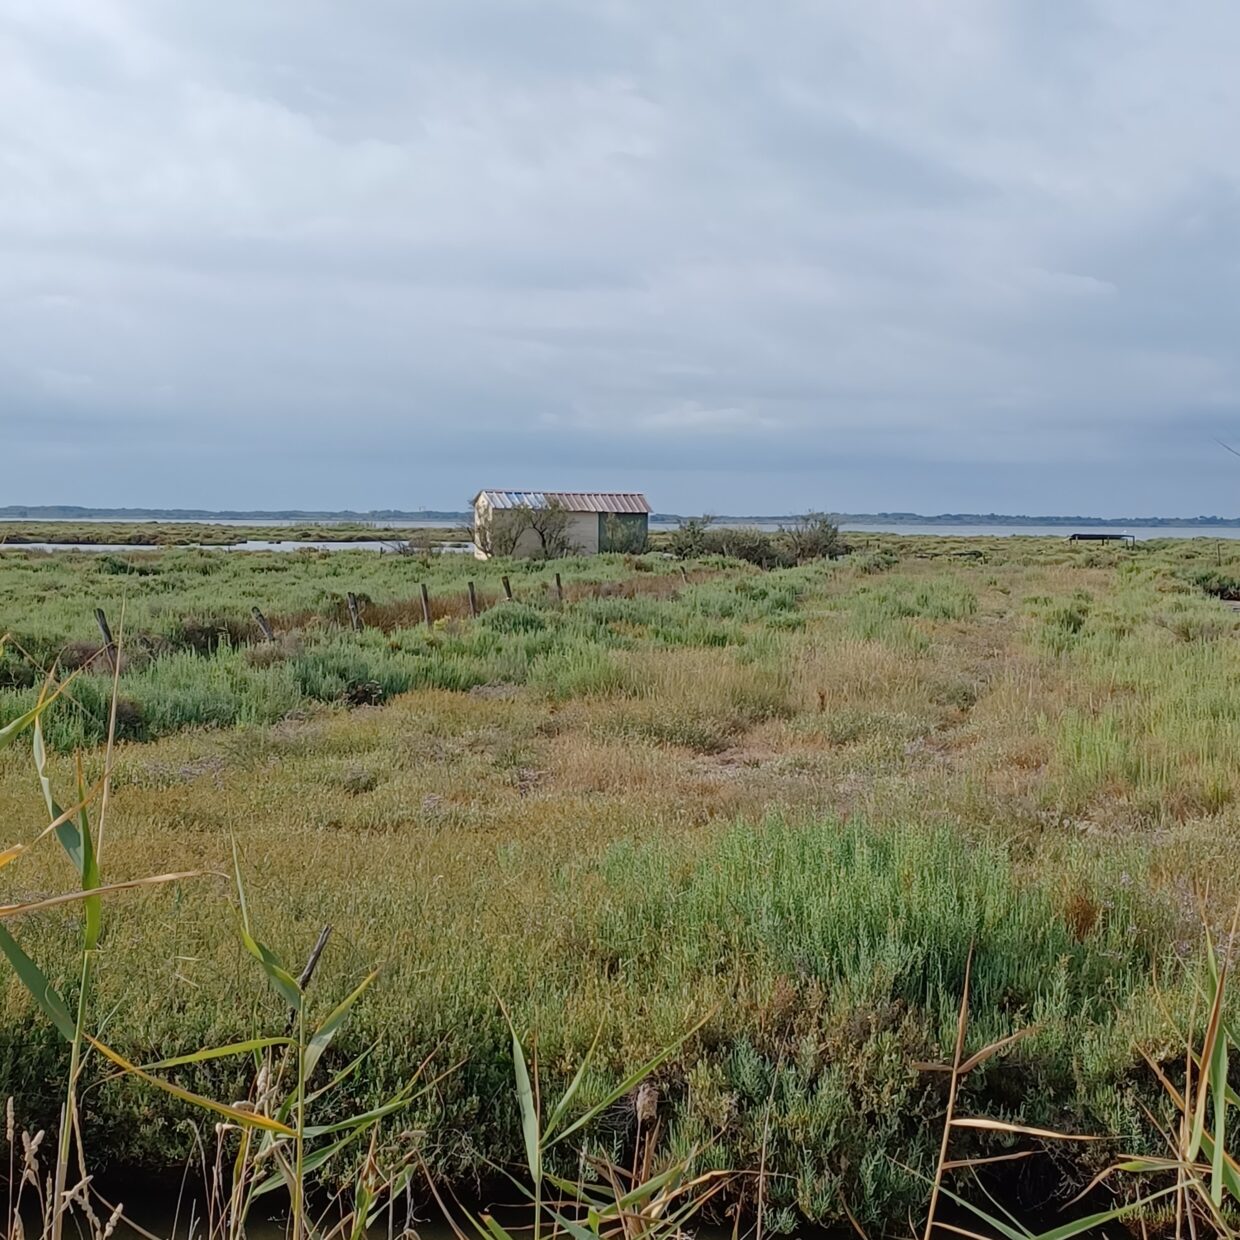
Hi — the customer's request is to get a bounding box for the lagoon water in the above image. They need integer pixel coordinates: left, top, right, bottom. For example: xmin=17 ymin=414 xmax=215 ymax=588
xmin=3 ymin=539 xmax=476 ymax=554
xmin=836 ymin=522 xmax=1240 ymax=539
xmin=5 ymin=520 xmax=1240 ymax=553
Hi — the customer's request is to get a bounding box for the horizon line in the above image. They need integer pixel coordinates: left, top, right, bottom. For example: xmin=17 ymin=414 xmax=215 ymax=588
xmin=5 ymin=505 xmax=1240 ymax=526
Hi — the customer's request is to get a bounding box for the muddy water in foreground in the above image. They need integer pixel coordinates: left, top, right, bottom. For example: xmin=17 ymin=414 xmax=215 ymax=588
xmin=103 ymin=1180 xmax=1034 ymax=1240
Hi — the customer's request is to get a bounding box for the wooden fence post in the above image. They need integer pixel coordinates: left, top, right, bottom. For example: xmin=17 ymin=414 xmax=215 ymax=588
xmin=467 ymin=581 xmax=479 ymax=618
xmin=94 ymin=607 xmax=117 ymax=673
xmin=420 ymin=583 xmax=433 ymax=628
xmin=346 ymin=592 xmax=363 ymax=632
xmin=251 ymin=606 xmax=275 ymax=642
xmin=502 ymin=575 xmax=513 ymax=602
xmin=554 ymin=572 xmax=563 ymax=604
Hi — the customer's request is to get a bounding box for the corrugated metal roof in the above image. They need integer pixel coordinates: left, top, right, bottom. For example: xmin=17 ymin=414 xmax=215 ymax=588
xmin=477 ymin=490 xmax=651 ymax=514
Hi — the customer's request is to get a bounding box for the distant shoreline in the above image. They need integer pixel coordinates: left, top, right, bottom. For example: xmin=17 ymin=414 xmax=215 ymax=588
xmin=5 ymin=505 xmax=1240 ymax=528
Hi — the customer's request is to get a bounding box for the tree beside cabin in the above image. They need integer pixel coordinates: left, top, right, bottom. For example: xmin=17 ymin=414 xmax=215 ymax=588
xmin=472 ymin=491 xmax=651 ymax=559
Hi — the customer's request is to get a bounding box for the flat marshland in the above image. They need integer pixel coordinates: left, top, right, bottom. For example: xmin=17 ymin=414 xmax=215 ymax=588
xmin=1 ymin=537 xmax=1238 ymax=1229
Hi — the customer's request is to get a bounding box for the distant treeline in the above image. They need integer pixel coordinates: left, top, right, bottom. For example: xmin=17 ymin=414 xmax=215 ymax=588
xmin=7 ymin=505 xmax=1240 ymax=527
xmin=827 ymin=512 xmax=1240 ymax=527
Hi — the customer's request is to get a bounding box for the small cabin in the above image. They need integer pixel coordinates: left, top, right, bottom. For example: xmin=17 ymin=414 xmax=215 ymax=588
xmin=472 ymin=490 xmax=651 ymax=559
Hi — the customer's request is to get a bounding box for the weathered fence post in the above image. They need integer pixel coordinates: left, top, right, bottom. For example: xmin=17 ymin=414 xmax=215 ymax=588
xmin=420 ymin=583 xmax=433 ymax=628
xmin=346 ymin=592 xmax=363 ymax=632
xmin=554 ymin=572 xmax=563 ymax=604
xmin=467 ymin=581 xmax=479 ymax=618
xmin=94 ymin=607 xmax=117 ymax=673
xmin=251 ymin=606 xmax=275 ymax=642
xmin=502 ymin=575 xmax=513 ymax=602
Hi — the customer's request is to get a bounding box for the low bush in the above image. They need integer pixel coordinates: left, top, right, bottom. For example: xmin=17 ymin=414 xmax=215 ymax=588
xmin=778 ymin=512 xmax=849 ymax=562
xmin=478 ymin=602 xmax=548 ymax=634
xmin=1186 ymin=567 xmax=1240 ymax=600
xmin=670 ymin=514 xmax=848 ymax=568
xmin=667 ymin=516 xmax=716 ymax=559
xmin=854 ymin=548 xmax=899 ymax=573
xmin=1038 ymin=591 xmax=1092 ymax=653
xmin=702 ymin=526 xmax=793 ymax=568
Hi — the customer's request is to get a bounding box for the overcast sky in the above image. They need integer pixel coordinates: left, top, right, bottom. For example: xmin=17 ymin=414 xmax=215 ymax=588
xmin=3 ymin=2 xmax=1240 ymax=515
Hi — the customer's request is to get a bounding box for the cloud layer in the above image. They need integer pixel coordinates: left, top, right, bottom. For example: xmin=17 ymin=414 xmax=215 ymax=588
xmin=3 ymin=1 xmax=1239 ymax=514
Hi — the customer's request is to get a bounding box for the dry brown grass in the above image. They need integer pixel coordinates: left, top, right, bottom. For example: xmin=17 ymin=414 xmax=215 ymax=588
xmin=269 ymin=570 xmax=713 ymax=637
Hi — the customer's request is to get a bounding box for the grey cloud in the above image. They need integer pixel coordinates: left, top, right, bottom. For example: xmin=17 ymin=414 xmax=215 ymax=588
xmin=2 ymin=0 xmax=1240 ymax=514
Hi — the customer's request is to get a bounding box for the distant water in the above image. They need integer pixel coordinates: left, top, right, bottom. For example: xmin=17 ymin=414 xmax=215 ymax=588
xmin=12 ymin=516 xmax=1240 ymax=539
xmin=3 ymin=539 xmax=475 ymax=554
xmin=0 ymin=517 xmax=411 ymax=527
xmin=703 ymin=521 xmax=1240 ymax=540
xmin=5 ymin=520 xmax=1240 ymax=552
xmin=836 ymin=523 xmax=1237 ymax=539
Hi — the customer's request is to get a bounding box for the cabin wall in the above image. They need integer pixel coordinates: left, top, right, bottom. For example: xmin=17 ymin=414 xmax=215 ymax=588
xmin=473 ymin=500 xmax=600 ymax=558
xmin=505 ymin=512 xmax=596 ymax=557
xmin=565 ymin=512 xmax=600 ymax=554
xmin=598 ymin=512 xmax=649 ymax=552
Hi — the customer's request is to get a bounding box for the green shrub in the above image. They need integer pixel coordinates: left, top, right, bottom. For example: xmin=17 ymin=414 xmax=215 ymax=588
xmin=478 ymin=602 xmax=548 ymax=634
xmin=1040 ymin=592 xmax=1092 ymax=653
xmin=667 ymin=516 xmax=715 ymax=559
xmin=853 ymin=549 xmax=899 ymax=574
xmin=702 ymin=526 xmax=793 ymax=568
xmin=778 ymin=512 xmax=850 ymax=562
xmin=1185 ymin=568 xmax=1240 ymax=600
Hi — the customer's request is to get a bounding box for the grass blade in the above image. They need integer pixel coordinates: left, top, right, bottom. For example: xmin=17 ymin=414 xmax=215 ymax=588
xmin=32 ymin=715 xmax=59 ymax=824
xmin=86 ymin=1035 xmax=295 ymax=1134
xmin=1206 ymin=897 xmax=1237 ymax=1205
xmin=231 ymin=839 xmax=302 ymax=1010
xmin=0 ymin=781 xmax=103 ymax=875
xmin=304 ymin=969 xmax=378 ymax=1081
xmin=113 ymin=1036 xmax=293 ymax=1073
xmin=543 ymin=1024 xmax=602 ymax=1142
xmin=0 ymin=674 xmax=71 ymax=751
xmin=33 ymin=716 xmax=84 ymax=874
xmin=249 ymin=1133 xmax=354 ymax=1198
xmin=1188 ymin=925 xmax=1223 ymax=1163
xmin=957 ymin=1026 xmax=1036 ymax=1076
xmin=0 ymin=872 xmax=200 ymax=920
xmin=502 ymin=1006 xmax=541 ymax=1185
xmin=300 ymin=1094 xmax=422 ymax=1139
xmin=75 ymin=756 xmax=102 ymax=950
xmin=0 ymin=925 xmax=75 ymax=1041
xmin=535 ymin=1205 xmax=597 ymax=1240
xmin=937 ymin=1178 xmax=1183 ymax=1240
xmin=305 ymin=1042 xmax=375 ymax=1104
xmin=1208 ymin=1012 xmax=1229 ymax=1206
xmin=548 ymin=1009 xmax=714 ymax=1150
xmin=1028 ymin=1186 xmax=1183 ymax=1240
xmin=950 ymin=1118 xmax=1102 ymax=1142
xmin=0 ymin=704 xmax=50 ymax=749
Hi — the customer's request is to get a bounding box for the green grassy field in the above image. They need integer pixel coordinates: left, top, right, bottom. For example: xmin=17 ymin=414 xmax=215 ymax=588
xmin=0 ymin=537 xmax=1237 ymax=1230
